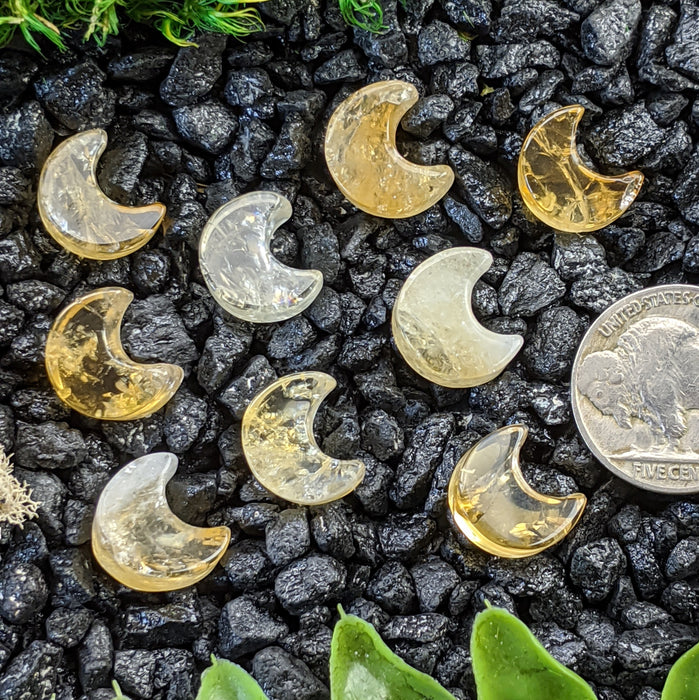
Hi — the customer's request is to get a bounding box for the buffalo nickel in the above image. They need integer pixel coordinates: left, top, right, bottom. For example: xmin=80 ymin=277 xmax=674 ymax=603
xmin=571 ymin=284 xmax=699 ymax=494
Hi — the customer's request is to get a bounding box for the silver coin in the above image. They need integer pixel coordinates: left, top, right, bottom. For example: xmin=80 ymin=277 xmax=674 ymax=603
xmin=571 ymin=284 xmax=699 ymax=494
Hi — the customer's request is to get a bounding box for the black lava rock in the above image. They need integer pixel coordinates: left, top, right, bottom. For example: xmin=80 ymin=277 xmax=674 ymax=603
xmin=0 ymin=562 xmax=47 ymax=624
xmin=571 ymin=539 xmax=628 ymax=602
xmin=0 ymin=101 xmax=53 ymax=169
xmin=219 ymin=596 xmax=289 ymax=659
xmin=275 ymin=555 xmax=346 ymax=614
xmin=160 ymin=34 xmax=227 ymax=107
xmin=580 ymin=0 xmax=642 ymax=66
xmin=35 ymin=62 xmax=115 ymax=130
xmin=252 ymin=646 xmax=328 ymax=700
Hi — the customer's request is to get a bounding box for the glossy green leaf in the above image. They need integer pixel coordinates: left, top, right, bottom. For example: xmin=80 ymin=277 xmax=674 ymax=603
xmin=330 ymin=606 xmax=456 ymax=699
xmin=662 ymin=641 xmax=699 ymax=700
xmin=196 ymin=655 xmax=268 ymax=700
xmin=471 ymin=606 xmax=596 ymax=700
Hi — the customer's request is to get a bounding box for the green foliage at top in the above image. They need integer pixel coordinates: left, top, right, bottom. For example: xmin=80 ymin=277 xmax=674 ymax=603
xmin=330 ymin=606 xmax=456 ymax=699
xmin=337 ymin=0 xmax=386 ymax=33
xmin=0 ymin=0 xmax=266 ymax=52
xmin=662 ymin=641 xmax=699 ymax=700
xmin=196 ymin=655 xmax=268 ymax=700
xmin=471 ymin=606 xmax=596 ymax=700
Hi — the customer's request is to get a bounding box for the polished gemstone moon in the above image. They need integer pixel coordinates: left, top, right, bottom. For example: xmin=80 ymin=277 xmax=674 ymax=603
xmin=199 ymin=191 xmax=323 ymax=323
xmin=392 ymin=247 xmax=523 ymax=388
xmin=92 ymin=452 xmax=231 ymax=592
xmin=38 ymin=129 xmax=165 ymax=259
xmin=448 ymin=425 xmax=587 ymax=558
xmin=518 ymin=105 xmax=644 ymax=233
xmin=45 ymin=287 xmax=183 ymax=421
xmin=324 ymin=80 xmax=455 ymax=219
xmin=242 ymin=372 xmax=366 ymax=505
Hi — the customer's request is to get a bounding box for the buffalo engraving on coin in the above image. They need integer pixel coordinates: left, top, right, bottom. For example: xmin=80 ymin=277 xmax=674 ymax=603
xmin=572 ymin=285 xmax=699 ymax=494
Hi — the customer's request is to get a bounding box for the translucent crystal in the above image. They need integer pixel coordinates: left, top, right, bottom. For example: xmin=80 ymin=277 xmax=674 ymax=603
xmin=242 ymin=372 xmax=366 ymax=505
xmin=518 ymin=105 xmax=644 ymax=233
xmin=92 ymin=453 xmax=231 ymax=592
xmin=45 ymin=287 xmax=183 ymax=421
xmin=448 ymin=425 xmax=587 ymax=558
xmin=38 ymin=129 xmax=165 ymax=260
xmin=199 ymin=191 xmax=323 ymax=323
xmin=324 ymin=80 xmax=455 ymax=219
xmin=392 ymin=247 xmax=523 ymax=388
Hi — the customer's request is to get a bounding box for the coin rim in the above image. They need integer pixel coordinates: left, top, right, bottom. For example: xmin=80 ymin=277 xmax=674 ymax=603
xmin=571 ymin=283 xmax=699 ymax=495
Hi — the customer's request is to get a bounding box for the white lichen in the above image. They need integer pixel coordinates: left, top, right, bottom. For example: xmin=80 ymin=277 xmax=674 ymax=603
xmin=0 ymin=447 xmax=38 ymax=531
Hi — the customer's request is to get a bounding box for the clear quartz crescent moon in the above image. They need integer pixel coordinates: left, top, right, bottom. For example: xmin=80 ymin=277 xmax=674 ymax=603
xmin=38 ymin=129 xmax=166 ymax=260
xmin=324 ymin=80 xmax=455 ymax=219
xmin=92 ymin=452 xmax=231 ymax=592
xmin=448 ymin=425 xmax=587 ymax=558
xmin=517 ymin=105 xmax=644 ymax=233
xmin=45 ymin=286 xmax=184 ymax=421
xmin=241 ymin=372 xmax=366 ymax=505
xmin=198 ymin=191 xmax=323 ymax=323
xmin=392 ymin=247 xmax=523 ymax=388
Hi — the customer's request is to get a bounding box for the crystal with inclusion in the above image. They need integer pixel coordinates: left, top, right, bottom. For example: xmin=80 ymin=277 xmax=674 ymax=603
xmin=392 ymin=247 xmax=523 ymax=388
xmin=518 ymin=105 xmax=644 ymax=233
xmin=242 ymin=372 xmax=366 ymax=505
xmin=324 ymin=80 xmax=454 ymax=219
xmin=199 ymin=191 xmax=323 ymax=323
xmin=38 ymin=129 xmax=165 ymax=259
xmin=45 ymin=287 xmax=183 ymax=421
xmin=92 ymin=453 xmax=231 ymax=592
xmin=448 ymin=425 xmax=586 ymax=558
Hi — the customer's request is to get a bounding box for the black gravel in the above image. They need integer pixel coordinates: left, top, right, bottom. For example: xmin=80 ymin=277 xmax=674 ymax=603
xmin=0 ymin=1 xmax=697 ymax=698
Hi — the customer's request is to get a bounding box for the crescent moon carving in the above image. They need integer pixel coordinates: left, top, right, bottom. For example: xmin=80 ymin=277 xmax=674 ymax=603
xmin=45 ymin=287 xmax=184 ymax=421
xmin=324 ymin=80 xmax=455 ymax=219
xmin=448 ymin=425 xmax=587 ymax=558
xmin=242 ymin=372 xmax=366 ymax=505
xmin=198 ymin=191 xmax=323 ymax=323
xmin=38 ymin=129 xmax=166 ymax=260
xmin=518 ymin=105 xmax=644 ymax=233
xmin=392 ymin=247 xmax=523 ymax=388
xmin=92 ymin=452 xmax=231 ymax=591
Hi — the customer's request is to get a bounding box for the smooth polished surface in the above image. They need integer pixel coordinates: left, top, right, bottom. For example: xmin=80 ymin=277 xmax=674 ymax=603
xmin=199 ymin=191 xmax=323 ymax=323
xmin=392 ymin=247 xmax=523 ymax=388
xmin=38 ymin=129 xmax=165 ymax=259
xmin=45 ymin=287 xmax=183 ymax=421
xmin=92 ymin=453 xmax=231 ymax=591
xmin=324 ymin=80 xmax=454 ymax=218
xmin=448 ymin=425 xmax=586 ymax=558
xmin=518 ymin=105 xmax=644 ymax=233
xmin=242 ymin=372 xmax=365 ymax=505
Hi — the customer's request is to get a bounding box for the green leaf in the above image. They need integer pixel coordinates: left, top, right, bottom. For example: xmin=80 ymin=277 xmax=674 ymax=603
xmin=662 ymin=641 xmax=699 ymax=700
xmin=195 ymin=655 xmax=268 ymax=700
xmin=111 ymin=679 xmax=131 ymax=699
xmin=471 ymin=607 xmax=596 ymax=700
xmin=330 ymin=606 xmax=456 ymax=699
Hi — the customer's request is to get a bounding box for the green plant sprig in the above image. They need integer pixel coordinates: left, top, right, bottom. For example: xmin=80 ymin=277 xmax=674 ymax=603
xmin=337 ymin=0 xmax=386 ymax=34
xmin=0 ymin=0 xmax=267 ymax=51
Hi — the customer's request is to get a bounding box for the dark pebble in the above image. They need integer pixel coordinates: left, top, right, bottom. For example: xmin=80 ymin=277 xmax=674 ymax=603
xmin=219 ymin=596 xmax=289 ymax=659
xmin=275 ymin=554 xmax=346 ymax=614
xmin=252 ymin=646 xmax=328 ymax=700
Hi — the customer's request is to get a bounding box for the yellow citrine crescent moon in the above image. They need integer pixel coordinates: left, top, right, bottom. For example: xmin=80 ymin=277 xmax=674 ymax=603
xmin=392 ymin=247 xmax=523 ymax=388
xmin=45 ymin=287 xmax=183 ymax=421
xmin=324 ymin=80 xmax=455 ymax=219
xmin=242 ymin=372 xmax=366 ymax=506
xmin=448 ymin=425 xmax=587 ymax=558
xmin=92 ymin=452 xmax=231 ymax=591
xmin=38 ymin=129 xmax=165 ymax=259
xmin=518 ymin=105 xmax=644 ymax=233
xmin=199 ymin=191 xmax=323 ymax=323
